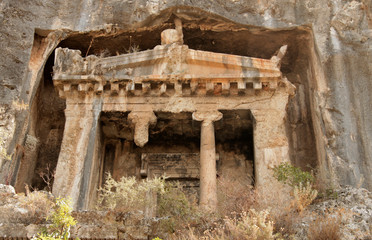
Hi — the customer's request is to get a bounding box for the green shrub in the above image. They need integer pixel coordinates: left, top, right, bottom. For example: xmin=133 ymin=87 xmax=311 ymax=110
xmin=317 ymin=188 xmax=338 ymax=200
xmin=32 ymin=198 xmax=77 ymax=240
xmin=157 ymin=182 xmax=201 ymax=233
xmin=97 ymin=175 xmax=205 ymax=234
xmin=273 ymin=163 xmax=314 ymax=188
xmin=273 ymin=163 xmax=317 ymax=212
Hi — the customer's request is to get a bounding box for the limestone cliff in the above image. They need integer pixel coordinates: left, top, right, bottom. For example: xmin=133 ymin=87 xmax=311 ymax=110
xmin=0 ymin=0 xmax=371 ymax=191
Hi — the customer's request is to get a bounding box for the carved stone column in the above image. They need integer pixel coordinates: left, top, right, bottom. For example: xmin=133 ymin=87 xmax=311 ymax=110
xmin=52 ymin=101 xmax=102 ymax=210
xmin=128 ymin=111 xmax=157 ymax=147
xmin=192 ymin=110 xmax=222 ymax=211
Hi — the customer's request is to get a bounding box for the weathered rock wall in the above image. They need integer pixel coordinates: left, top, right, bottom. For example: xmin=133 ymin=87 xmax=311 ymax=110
xmin=0 ymin=0 xmax=371 ymax=189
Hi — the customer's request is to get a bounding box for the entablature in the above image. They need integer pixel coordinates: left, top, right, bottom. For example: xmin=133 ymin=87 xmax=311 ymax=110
xmin=53 ymin=25 xmax=287 ymax=99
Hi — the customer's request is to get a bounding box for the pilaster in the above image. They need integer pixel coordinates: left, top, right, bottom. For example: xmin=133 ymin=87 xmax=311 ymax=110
xmin=251 ymin=109 xmax=290 ymax=190
xmin=52 ymin=101 xmax=102 ymax=210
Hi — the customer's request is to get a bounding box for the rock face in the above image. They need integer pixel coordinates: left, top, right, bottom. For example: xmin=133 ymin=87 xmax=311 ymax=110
xmin=0 ymin=0 xmax=371 ymax=202
xmin=295 ymin=186 xmax=372 ymax=240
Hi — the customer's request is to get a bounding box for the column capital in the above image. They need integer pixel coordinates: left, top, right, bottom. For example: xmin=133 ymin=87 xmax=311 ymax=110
xmin=128 ymin=111 xmax=157 ymax=125
xmin=192 ymin=110 xmax=222 ymax=123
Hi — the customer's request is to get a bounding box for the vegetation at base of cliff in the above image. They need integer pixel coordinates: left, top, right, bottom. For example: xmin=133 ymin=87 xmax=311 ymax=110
xmin=94 ymin=163 xmax=342 ymax=239
xmin=97 ymin=173 xmax=166 ymax=211
xmin=272 ymin=162 xmax=315 ymax=188
xmin=273 ymin=163 xmax=318 ymax=212
xmin=307 ymin=210 xmax=342 ymax=240
xmin=157 ymin=181 xmax=201 ymax=233
xmin=19 ymin=186 xmax=55 ymax=223
xmin=32 ymin=198 xmax=78 ymax=240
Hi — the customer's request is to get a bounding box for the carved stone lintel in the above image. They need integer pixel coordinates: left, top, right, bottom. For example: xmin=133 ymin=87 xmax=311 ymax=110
xmin=128 ymin=111 xmax=157 ymax=147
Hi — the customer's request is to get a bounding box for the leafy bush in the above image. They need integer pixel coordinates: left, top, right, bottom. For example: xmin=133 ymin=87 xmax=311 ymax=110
xmin=97 ymin=173 xmax=166 ymax=212
xmin=273 ymin=163 xmax=317 ymax=212
xmin=157 ymin=181 xmax=200 ymax=233
xmin=32 ymin=198 xmax=77 ymax=240
xmin=97 ymin=169 xmax=318 ymax=239
xmin=97 ymin=175 xmax=206 ymax=234
xmin=273 ymin=163 xmax=314 ymax=188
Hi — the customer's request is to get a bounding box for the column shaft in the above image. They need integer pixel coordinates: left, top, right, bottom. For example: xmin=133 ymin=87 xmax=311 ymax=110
xmin=193 ymin=110 xmax=222 ymax=211
xmin=199 ymin=120 xmax=217 ymax=210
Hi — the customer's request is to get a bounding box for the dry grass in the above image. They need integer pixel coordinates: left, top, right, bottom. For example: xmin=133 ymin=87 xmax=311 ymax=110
xmin=217 ymin=175 xmax=256 ymax=216
xmin=222 ymin=210 xmax=281 ymax=240
xmin=307 ymin=213 xmax=342 ymax=240
xmin=271 ymin=210 xmax=301 ymax=238
xmin=293 ymin=182 xmax=318 ymax=212
xmin=18 ymin=186 xmax=55 ymax=223
xmin=171 ymin=210 xmax=283 ymax=240
xmin=170 ymin=177 xmax=298 ymax=239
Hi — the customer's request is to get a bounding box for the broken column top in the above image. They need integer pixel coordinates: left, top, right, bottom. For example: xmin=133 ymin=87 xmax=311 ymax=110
xmin=161 ymin=18 xmax=184 ymax=45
